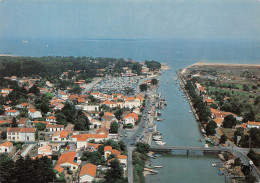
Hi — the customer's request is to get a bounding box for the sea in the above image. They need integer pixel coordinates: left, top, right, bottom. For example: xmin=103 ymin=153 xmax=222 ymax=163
xmin=1 ymin=38 xmax=259 ymax=183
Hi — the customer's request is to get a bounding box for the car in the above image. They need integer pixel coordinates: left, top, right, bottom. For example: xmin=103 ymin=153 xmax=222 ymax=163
xmin=130 ymin=142 xmax=135 ymax=146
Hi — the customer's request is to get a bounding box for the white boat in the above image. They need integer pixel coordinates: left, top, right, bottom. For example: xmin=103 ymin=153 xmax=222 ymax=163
xmin=155 ymin=141 xmax=166 ymax=146
xmin=189 ymin=111 xmax=192 ymax=113
xmin=212 ymin=163 xmax=217 ymax=167
xmin=154 ymin=166 xmax=163 ymax=168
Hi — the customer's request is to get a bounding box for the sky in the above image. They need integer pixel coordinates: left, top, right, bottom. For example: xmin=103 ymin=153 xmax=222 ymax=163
xmin=0 ymin=0 xmax=260 ymax=40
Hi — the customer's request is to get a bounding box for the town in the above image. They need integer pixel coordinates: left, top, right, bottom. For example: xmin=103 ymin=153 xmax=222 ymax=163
xmin=0 ymin=56 xmax=162 ymax=183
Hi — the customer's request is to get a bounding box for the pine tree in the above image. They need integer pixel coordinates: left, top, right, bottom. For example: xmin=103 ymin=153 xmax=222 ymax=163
xmin=11 ymin=117 xmax=18 ymax=127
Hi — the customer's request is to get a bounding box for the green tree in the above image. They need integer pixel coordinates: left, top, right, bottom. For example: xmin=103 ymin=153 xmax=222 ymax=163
xmin=28 ymin=84 xmax=40 ymax=95
xmin=1 ymin=131 xmax=7 ymax=140
xmin=81 ymin=151 xmax=103 ymax=165
xmin=11 ymin=117 xmax=18 ymax=127
xmin=223 ymin=115 xmax=237 ymax=128
xmin=245 ymin=175 xmax=257 ymax=183
xmin=98 ymin=144 xmax=105 ymax=155
xmin=114 ymin=108 xmax=123 ymax=120
xmin=136 ymin=142 xmax=150 ymax=154
xmin=151 ymin=79 xmax=158 ymax=85
xmin=110 ymin=122 xmax=119 ymax=134
xmin=210 ymin=103 xmax=218 ymax=109
xmin=0 ymin=105 xmax=5 ymax=115
xmin=40 ymin=102 xmax=50 ymax=114
xmin=35 ymin=122 xmax=46 ymax=131
xmin=205 ymin=120 xmax=217 ymax=135
xmin=219 ymin=134 xmax=227 ymax=144
xmin=139 ymin=84 xmax=148 ymax=92
xmin=104 ymin=159 xmax=127 ymax=183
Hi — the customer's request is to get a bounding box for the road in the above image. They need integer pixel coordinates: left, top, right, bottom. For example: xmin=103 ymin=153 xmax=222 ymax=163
xmin=81 ymin=77 xmax=103 ymax=94
xmin=21 ymin=144 xmax=34 ymax=157
xmin=127 ymin=147 xmax=135 ymax=183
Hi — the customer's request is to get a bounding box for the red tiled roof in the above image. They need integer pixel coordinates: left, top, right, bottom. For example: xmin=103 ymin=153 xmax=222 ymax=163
xmin=54 ymin=152 xmax=78 ymax=173
xmin=80 ymin=163 xmax=97 ymax=177
xmin=0 ymin=141 xmax=13 ymax=148
xmin=104 ymin=145 xmax=112 ymax=152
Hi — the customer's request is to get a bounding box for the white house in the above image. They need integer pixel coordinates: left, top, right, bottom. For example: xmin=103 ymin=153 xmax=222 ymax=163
xmin=124 ymin=97 xmax=141 ymax=109
xmin=247 ymin=121 xmax=260 ymax=129
xmin=7 ymin=127 xmax=36 ymax=141
xmin=28 ymin=108 xmax=42 ymax=119
xmin=58 ymin=91 xmax=69 ymax=100
xmin=46 ymin=124 xmax=64 ymax=132
xmin=80 ymin=163 xmax=97 ymax=183
xmin=83 ymin=104 xmax=100 ymax=112
xmin=123 ymin=112 xmax=139 ymax=126
xmin=52 ymin=130 xmax=68 ymax=142
xmin=5 ymin=110 xmax=20 ymax=117
xmin=0 ymin=141 xmax=13 ymax=153
xmin=46 ymin=116 xmax=57 ymax=124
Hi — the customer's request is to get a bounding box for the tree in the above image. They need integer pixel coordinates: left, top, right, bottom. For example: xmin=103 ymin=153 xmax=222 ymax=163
xmin=81 ymin=151 xmax=103 ymax=164
xmin=223 ymin=115 xmax=237 ymax=128
xmin=69 ymin=85 xmax=82 ymax=94
xmin=35 ymin=122 xmax=46 ymax=131
xmin=28 ymin=84 xmax=40 ymax=95
xmin=205 ymin=120 xmax=217 ymax=135
xmin=11 ymin=117 xmax=18 ymax=127
xmin=135 ymin=142 xmax=150 ymax=154
xmin=110 ymin=122 xmax=119 ymax=134
xmin=245 ymin=175 xmax=257 ymax=183
xmin=104 ymin=159 xmax=126 ymax=183
xmin=219 ymin=134 xmax=227 ymax=144
xmin=114 ymin=108 xmax=123 ymax=120
xmin=98 ymin=145 xmax=104 ymax=155
xmin=40 ymin=102 xmax=49 ymax=114
xmin=139 ymin=84 xmax=148 ymax=92
xmin=243 ymin=110 xmax=255 ymax=122
xmin=209 ymin=103 xmax=218 ymax=109
xmin=151 ymin=79 xmax=158 ymax=85
xmin=55 ymin=112 xmax=67 ymax=126
xmin=1 ymin=131 xmax=7 ymax=140
xmin=0 ymin=105 xmax=5 ymax=115
xmin=249 ymin=128 xmax=260 ymax=148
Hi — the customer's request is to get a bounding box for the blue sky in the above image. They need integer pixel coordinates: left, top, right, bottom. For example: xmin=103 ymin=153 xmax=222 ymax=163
xmin=0 ymin=0 xmax=260 ymax=40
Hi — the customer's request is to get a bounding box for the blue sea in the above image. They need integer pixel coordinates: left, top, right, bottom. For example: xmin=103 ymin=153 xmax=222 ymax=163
xmin=0 ymin=38 xmax=259 ymax=67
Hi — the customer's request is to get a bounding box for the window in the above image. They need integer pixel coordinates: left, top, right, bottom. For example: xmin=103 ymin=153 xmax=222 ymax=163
xmin=73 ymin=167 xmax=76 ymax=169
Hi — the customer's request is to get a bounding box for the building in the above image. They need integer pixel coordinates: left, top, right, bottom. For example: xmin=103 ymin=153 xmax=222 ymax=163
xmin=5 ymin=110 xmax=20 ymax=117
xmin=79 ymin=163 xmax=97 ymax=183
xmin=28 ymin=108 xmax=42 ymax=119
xmin=46 ymin=116 xmax=57 ymax=124
xmin=52 ymin=130 xmax=69 ymax=141
xmin=54 ymin=152 xmax=79 ymax=173
xmin=7 ymin=127 xmax=36 ymax=141
xmin=38 ymin=145 xmax=52 ymax=156
xmin=123 ymin=112 xmax=139 ymax=126
xmin=46 ymin=124 xmax=64 ymax=132
xmin=0 ymin=141 xmax=13 ymax=153
xmin=247 ymin=121 xmax=260 ymax=129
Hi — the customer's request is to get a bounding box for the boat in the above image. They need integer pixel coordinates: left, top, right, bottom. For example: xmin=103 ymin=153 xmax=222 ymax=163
xmin=157 ymin=118 xmax=162 ymax=121
xmin=154 ymin=166 xmax=163 ymax=168
xmin=205 ymin=144 xmax=209 ymax=148
xmin=198 ymin=139 xmax=202 ymax=142
xmin=154 ymin=154 xmax=162 ymax=157
xmin=150 ymin=170 xmax=159 ymax=174
xmin=212 ymin=163 xmax=217 ymax=167
xmin=189 ymin=111 xmax=192 ymax=113
xmin=157 ymin=110 xmax=162 ymax=116
xmin=155 ymin=141 xmax=166 ymax=146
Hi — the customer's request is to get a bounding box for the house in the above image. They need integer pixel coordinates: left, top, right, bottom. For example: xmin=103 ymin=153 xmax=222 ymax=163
xmin=124 ymin=97 xmax=141 ymax=109
xmin=83 ymin=105 xmax=100 ymax=112
xmin=46 ymin=124 xmax=64 ymax=132
xmin=28 ymin=108 xmax=42 ymax=119
xmin=214 ymin=118 xmax=224 ymax=127
xmin=87 ymin=143 xmax=101 ymax=152
xmin=54 ymin=152 xmax=79 ymax=173
xmin=5 ymin=110 xmax=20 ymax=117
xmin=17 ymin=118 xmax=30 ymax=127
xmin=89 ymin=119 xmax=101 ymax=129
xmin=52 ymin=130 xmax=69 ymax=141
xmin=0 ymin=120 xmax=11 ymax=126
xmin=206 ymin=99 xmax=215 ymax=106
xmin=16 ymin=103 xmax=30 ymax=109
xmin=38 ymin=145 xmax=52 ymax=156
xmin=247 ymin=121 xmax=260 ymax=129
xmin=46 ymin=116 xmax=57 ymax=124
xmin=79 ymin=163 xmax=97 ymax=183
xmin=58 ymin=91 xmax=69 ymax=100
xmin=72 ymin=134 xmax=108 ymax=150
xmin=0 ymin=141 xmax=13 ymax=153
xmin=7 ymin=127 xmax=36 ymax=141
xmin=123 ymin=112 xmax=139 ymax=126
xmin=104 ymin=145 xmax=121 ymax=160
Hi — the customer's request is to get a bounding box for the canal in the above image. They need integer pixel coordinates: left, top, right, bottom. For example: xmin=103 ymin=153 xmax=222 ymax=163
xmin=146 ymin=64 xmax=225 ymax=183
